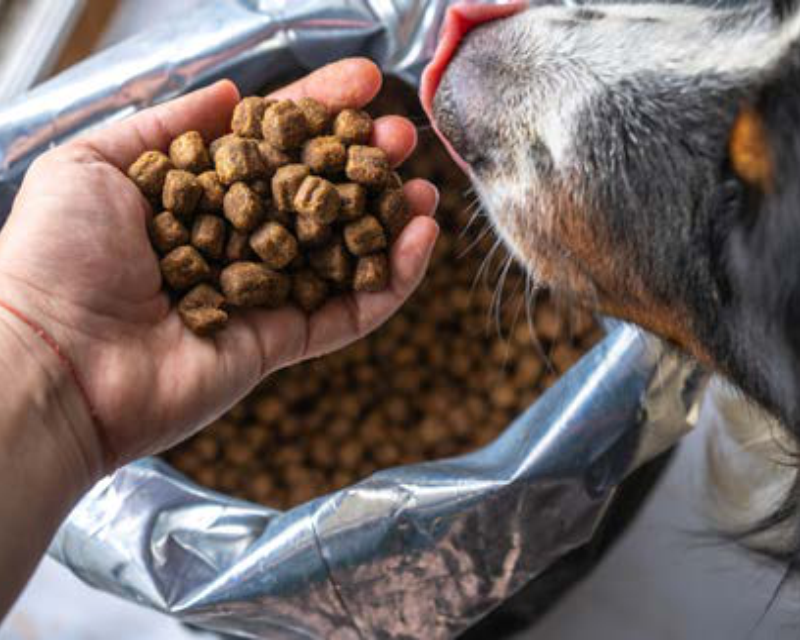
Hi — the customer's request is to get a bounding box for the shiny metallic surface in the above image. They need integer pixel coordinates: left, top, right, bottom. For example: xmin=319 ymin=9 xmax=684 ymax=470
xmin=0 ymin=0 xmax=706 ymax=636
xmin=51 ymin=325 xmax=705 ymax=639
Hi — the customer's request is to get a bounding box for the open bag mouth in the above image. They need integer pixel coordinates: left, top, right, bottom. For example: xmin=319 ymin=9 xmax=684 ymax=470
xmin=420 ymin=2 xmax=528 ymax=171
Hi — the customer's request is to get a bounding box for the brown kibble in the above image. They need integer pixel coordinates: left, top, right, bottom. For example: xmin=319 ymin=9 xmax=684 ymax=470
xmin=333 ymin=109 xmax=373 ymax=145
xmin=376 ymin=188 xmax=410 ymax=238
xmin=196 ymin=171 xmax=226 ymax=213
xmin=226 ymin=230 xmax=255 ymax=262
xmin=346 ymin=145 xmax=389 ymax=188
xmin=535 ymin=304 xmax=562 ymax=341
xmin=295 ymin=216 xmax=332 ymax=247
xmin=162 ymin=170 xmax=202 ymax=219
xmin=223 ymin=182 xmax=264 ymax=232
xmin=231 ymin=96 xmax=267 ymax=139
xmin=309 ymin=242 xmax=352 ymax=285
xmin=297 ymin=98 xmax=330 ymax=137
xmin=343 ymin=216 xmax=387 ymax=256
xmin=215 ymin=137 xmax=265 ymax=184
xmin=353 ymin=254 xmax=389 ymax=292
xmin=340 ymin=440 xmax=364 ymax=471
xmin=220 ymin=262 xmax=290 ymax=308
xmin=257 ymin=142 xmax=292 ymax=177
xmin=192 ymin=435 xmax=219 ymax=462
xmin=262 ymin=100 xmax=308 ymax=150
xmin=178 ymin=284 xmax=228 ymax=336
xmin=249 ymin=222 xmax=298 ymax=270
xmin=128 ymin=150 xmax=173 ymax=198
xmin=150 ymin=211 xmax=189 ymax=254
xmin=387 ymin=171 xmax=404 ymax=190
xmin=209 ymin=133 xmax=237 ymax=160
xmin=302 ymin=136 xmax=346 ymax=175
xmin=272 ymin=164 xmax=310 ymax=212
xmin=160 ymin=246 xmax=211 ymax=291
xmin=293 ymin=176 xmax=340 ymax=224
xmin=191 ymin=215 xmax=226 ymax=260
xmin=552 ymin=343 xmax=582 ymax=372
xmin=251 ymin=473 xmax=275 ymax=502
xmin=335 ymin=183 xmax=366 ymax=221
xmin=169 ymin=131 xmax=211 ymax=173
xmin=292 ymin=269 xmax=329 ymax=312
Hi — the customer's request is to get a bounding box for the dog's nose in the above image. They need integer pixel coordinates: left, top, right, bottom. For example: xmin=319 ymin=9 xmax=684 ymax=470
xmin=420 ymin=2 xmax=527 ymax=172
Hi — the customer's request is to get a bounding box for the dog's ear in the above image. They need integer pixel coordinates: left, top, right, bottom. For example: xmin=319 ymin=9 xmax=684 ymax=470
xmin=723 ymin=52 xmax=800 ymax=430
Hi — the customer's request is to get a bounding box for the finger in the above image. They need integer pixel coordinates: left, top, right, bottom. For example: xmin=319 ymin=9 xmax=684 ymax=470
xmin=268 ymin=58 xmax=382 ymax=110
xmin=402 ymin=179 xmax=439 ymax=218
xmin=77 ymin=80 xmax=241 ymax=169
xmin=372 ymin=116 xmax=418 ymax=167
xmin=305 ymin=215 xmax=439 ymax=357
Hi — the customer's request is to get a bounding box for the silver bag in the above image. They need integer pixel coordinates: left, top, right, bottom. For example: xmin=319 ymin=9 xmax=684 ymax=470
xmin=0 ymin=1 xmax=705 ymax=637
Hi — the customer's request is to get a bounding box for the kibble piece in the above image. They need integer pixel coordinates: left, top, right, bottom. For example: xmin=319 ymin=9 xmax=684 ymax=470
xmin=220 ymin=262 xmax=290 ymax=308
xmin=335 ymin=183 xmax=366 ymax=221
xmin=292 ymin=269 xmax=329 ymax=312
xmin=160 ymin=245 xmax=211 ymax=291
xmin=376 ymin=188 xmax=410 ymax=238
xmin=231 ymin=96 xmax=267 ymax=139
xmin=257 ymin=141 xmax=292 ymax=177
xmin=387 ymin=171 xmax=404 ymax=190
xmin=249 ymin=222 xmax=298 ymax=270
xmin=272 ymin=164 xmax=310 ymax=212
xmin=293 ymin=176 xmax=340 ymax=224
xmin=209 ymin=133 xmax=237 ymax=160
xmin=346 ymin=145 xmax=389 ymax=189
xmin=196 ymin=171 xmax=226 ymax=213
xmin=178 ymin=284 xmax=228 ymax=335
xmin=334 ymin=109 xmax=373 ymax=145
xmin=262 ymin=100 xmax=308 ymax=150
xmin=295 ymin=216 xmax=331 ymax=247
xmin=226 ymin=230 xmax=255 ymax=262
xmin=215 ymin=137 xmax=265 ymax=184
xmin=169 ymin=131 xmax=211 ymax=173
xmin=150 ymin=211 xmax=189 ymax=254
xmin=128 ymin=151 xmax=173 ymax=198
xmin=343 ymin=215 xmax=387 ymax=256
xmin=223 ymin=182 xmax=264 ymax=232
xmin=191 ymin=215 xmax=226 ymax=260
xmin=163 ymin=170 xmax=202 ymax=219
xmin=310 ymin=242 xmax=352 ymax=285
xmin=297 ymin=98 xmax=330 ymax=137
xmin=353 ymin=254 xmax=389 ymax=292
xmin=302 ymin=136 xmax=346 ymax=175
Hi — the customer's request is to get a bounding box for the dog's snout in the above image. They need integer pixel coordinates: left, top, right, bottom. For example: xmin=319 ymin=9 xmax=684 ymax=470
xmin=420 ymin=2 xmax=527 ymax=172
xmin=432 ymin=58 xmax=496 ymax=171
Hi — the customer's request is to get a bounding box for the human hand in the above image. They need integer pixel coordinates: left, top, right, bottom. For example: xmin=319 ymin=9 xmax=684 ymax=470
xmin=0 ymin=58 xmax=439 ymax=478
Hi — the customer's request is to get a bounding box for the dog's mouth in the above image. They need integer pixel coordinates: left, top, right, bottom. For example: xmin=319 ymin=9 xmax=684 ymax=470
xmin=420 ymin=2 xmax=527 ymax=172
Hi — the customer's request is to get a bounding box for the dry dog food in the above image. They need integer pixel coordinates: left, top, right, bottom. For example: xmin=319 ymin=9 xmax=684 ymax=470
xmin=128 ymin=97 xmax=414 ymax=336
xmin=164 ymin=79 xmax=603 ymax=509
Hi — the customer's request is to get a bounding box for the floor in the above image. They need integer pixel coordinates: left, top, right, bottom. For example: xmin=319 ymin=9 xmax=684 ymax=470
xmin=3 ymin=1 xmax=800 ymax=638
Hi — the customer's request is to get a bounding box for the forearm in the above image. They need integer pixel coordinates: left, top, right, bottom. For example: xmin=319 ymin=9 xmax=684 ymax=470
xmin=0 ymin=307 xmax=99 ymax=617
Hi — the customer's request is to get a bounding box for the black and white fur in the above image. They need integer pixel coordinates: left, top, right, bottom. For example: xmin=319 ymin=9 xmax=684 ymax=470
xmin=432 ymin=0 xmax=800 ymax=560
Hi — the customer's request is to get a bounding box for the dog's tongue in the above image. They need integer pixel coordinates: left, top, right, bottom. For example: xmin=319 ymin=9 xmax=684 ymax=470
xmin=420 ymin=2 xmax=527 ymax=171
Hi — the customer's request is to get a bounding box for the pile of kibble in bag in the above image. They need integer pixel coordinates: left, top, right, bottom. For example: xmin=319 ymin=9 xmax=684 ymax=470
xmin=164 ymin=80 xmax=603 ymax=509
xmin=128 ymin=96 xmax=412 ymax=335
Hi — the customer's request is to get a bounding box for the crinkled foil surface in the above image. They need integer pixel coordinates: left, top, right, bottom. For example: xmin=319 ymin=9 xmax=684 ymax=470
xmin=0 ymin=0 xmax=707 ymax=637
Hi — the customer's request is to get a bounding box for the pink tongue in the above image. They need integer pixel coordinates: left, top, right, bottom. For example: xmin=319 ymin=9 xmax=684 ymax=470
xmin=420 ymin=2 xmax=528 ymax=172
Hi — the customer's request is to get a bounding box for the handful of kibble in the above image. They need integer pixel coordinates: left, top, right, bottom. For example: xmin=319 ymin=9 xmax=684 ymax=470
xmin=127 ymin=96 xmax=411 ymax=336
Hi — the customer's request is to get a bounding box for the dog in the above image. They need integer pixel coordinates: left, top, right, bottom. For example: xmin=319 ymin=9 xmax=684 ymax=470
xmin=422 ymin=0 xmax=800 ymax=564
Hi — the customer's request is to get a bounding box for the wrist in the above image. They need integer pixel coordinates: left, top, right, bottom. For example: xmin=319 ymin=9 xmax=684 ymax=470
xmin=0 ymin=302 xmax=103 ymax=498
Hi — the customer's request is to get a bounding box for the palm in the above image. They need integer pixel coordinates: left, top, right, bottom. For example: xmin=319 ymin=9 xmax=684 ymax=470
xmin=0 ymin=60 xmax=438 ymax=468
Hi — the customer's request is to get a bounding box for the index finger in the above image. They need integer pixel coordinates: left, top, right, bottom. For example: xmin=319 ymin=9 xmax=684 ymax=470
xmin=268 ymin=58 xmax=383 ymax=110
